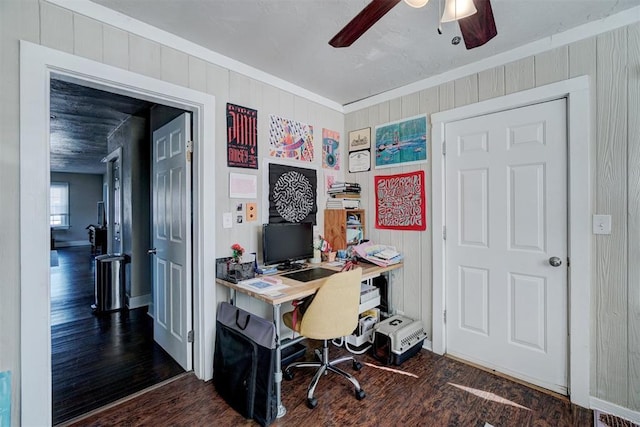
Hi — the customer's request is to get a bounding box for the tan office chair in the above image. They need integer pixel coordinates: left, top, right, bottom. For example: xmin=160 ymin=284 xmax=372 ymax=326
xmin=282 ymin=268 xmax=366 ymax=409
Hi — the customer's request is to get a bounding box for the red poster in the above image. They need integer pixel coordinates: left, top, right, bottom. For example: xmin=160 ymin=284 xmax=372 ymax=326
xmin=227 ymin=103 xmax=258 ymax=169
xmin=374 ymin=170 xmax=426 ymax=231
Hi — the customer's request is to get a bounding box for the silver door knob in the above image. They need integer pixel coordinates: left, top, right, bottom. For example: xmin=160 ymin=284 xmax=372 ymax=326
xmin=549 ymin=256 xmax=562 ymax=267
xmin=147 ymin=248 xmax=157 ymax=255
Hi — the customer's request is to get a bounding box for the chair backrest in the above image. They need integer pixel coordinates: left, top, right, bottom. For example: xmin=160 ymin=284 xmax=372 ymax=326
xmin=298 ymin=268 xmax=362 ymax=340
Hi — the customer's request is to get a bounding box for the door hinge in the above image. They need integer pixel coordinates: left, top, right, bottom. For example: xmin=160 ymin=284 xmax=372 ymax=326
xmin=567 ymin=257 xmax=570 ymax=267
xmin=443 ymin=310 xmax=447 ymax=324
xmin=442 ymin=141 xmax=446 ymax=155
xmin=187 ymin=330 xmax=194 ymax=343
xmin=186 ymin=140 xmax=194 ymax=163
xmin=442 ymin=226 xmax=446 ymax=240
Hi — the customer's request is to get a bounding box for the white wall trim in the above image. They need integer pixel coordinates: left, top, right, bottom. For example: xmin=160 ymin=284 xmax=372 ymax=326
xmin=431 ymin=76 xmax=591 ymax=408
xmin=19 ymin=41 xmax=216 ymax=426
xmin=54 ymin=240 xmax=90 ymax=247
xmin=127 ymin=293 xmax=151 ymax=310
xmin=344 ymin=6 xmax=640 ymax=113
xmin=591 ymin=397 xmax=640 ymax=424
xmin=46 ymin=0 xmax=343 ymax=113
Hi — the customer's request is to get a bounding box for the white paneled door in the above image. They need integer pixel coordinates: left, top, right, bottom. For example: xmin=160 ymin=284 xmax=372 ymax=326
xmin=151 ymin=112 xmax=193 ymax=371
xmin=444 ymin=99 xmax=568 ymax=394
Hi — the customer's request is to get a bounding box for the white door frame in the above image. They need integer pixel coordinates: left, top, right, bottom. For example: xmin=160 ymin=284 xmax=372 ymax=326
xmin=431 ymin=76 xmax=591 ymax=407
xmin=19 ymin=41 xmax=217 ymax=426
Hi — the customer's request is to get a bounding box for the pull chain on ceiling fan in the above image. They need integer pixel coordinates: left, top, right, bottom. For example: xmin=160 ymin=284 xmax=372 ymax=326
xmin=328 ymin=0 xmax=496 ymax=50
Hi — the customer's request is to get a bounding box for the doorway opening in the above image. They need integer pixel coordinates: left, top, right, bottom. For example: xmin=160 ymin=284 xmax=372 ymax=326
xmin=20 ymin=41 xmax=217 ymax=426
xmin=48 ymin=79 xmax=190 ymax=424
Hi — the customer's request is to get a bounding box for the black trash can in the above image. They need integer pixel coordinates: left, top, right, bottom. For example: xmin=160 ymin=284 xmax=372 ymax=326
xmin=92 ymin=254 xmax=128 ymax=313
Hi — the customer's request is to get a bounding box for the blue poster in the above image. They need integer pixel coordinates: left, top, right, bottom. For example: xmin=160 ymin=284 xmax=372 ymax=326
xmin=375 ymin=114 xmax=427 ymax=169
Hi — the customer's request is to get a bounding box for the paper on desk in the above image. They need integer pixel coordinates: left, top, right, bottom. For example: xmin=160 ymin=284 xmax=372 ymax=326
xmin=352 ymin=241 xmax=403 ymax=267
xmin=237 ymin=278 xmax=288 ymax=294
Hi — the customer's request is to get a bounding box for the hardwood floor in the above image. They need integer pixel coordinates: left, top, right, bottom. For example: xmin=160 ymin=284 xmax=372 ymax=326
xmin=51 ymin=246 xmax=184 ymax=425
xmin=66 ymin=342 xmax=592 ymax=426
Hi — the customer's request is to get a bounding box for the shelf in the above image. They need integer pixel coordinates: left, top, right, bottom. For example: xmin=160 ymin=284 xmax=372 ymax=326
xmin=324 ymin=208 xmax=365 ymax=251
xmin=359 ymin=296 xmax=381 ymax=314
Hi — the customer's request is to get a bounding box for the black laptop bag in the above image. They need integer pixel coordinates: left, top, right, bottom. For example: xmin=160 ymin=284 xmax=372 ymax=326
xmin=213 ymin=302 xmax=277 ymax=426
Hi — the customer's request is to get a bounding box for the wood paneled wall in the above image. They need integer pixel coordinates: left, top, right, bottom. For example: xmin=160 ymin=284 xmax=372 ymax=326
xmin=0 ymin=1 xmax=342 ymax=423
xmin=1 ymin=0 xmax=639 ymax=422
xmin=345 ymin=22 xmax=640 ymax=412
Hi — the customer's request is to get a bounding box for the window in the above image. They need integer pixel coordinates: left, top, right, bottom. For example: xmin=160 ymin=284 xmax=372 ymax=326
xmin=50 ymin=182 xmax=70 ymax=228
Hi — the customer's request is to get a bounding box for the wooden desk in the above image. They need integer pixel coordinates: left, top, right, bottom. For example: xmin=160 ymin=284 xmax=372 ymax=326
xmin=215 ymin=261 xmax=402 ymax=418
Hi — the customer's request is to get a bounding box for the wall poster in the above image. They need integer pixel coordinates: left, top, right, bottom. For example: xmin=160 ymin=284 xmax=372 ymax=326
xmin=322 ymin=128 xmax=340 ymax=170
xmin=374 ymin=170 xmax=426 ymax=231
xmin=268 ymin=163 xmax=317 ymax=224
xmin=268 ymin=115 xmax=314 ymax=162
xmin=324 ymin=170 xmax=338 ymax=192
xmin=374 ymin=114 xmax=427 ymax=169
xmin=226 ymin=103 xmax=258 ymax=169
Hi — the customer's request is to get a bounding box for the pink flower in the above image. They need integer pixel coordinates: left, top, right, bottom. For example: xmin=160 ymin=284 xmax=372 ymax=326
xmin=231 ymin=243 xmax=245 ymax=261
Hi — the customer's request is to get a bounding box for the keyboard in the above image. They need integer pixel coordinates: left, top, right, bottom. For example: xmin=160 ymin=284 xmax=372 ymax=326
xmin=280 ymin=267 xmax=337 ymax=283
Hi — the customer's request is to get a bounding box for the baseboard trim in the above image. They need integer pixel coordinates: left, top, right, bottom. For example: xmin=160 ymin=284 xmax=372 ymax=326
xmin=55 ymin=240 xmax=90 ymax=248
xmin=590 ymin=396 xmax=640 ymax=424
xmin=127 ymin=294 xmax=151 ymax=310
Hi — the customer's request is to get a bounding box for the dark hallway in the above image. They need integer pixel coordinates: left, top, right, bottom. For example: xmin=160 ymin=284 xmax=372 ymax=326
xmin=51 ymin=246 xmax=184 ymax=425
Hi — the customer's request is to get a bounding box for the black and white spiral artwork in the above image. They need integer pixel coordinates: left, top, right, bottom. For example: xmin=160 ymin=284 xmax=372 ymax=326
xmin=273 ymin=171 xmax=313 ymax=222
xmin=268 ymin=163 xmax=317 ymax=224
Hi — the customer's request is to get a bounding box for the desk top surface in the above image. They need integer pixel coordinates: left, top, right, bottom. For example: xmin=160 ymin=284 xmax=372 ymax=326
xmin=215 ymin=261 xmax=402 ymax=305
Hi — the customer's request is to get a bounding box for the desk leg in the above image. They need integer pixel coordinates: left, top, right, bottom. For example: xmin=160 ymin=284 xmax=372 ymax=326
xmin=273 ymin=303 xmax=286 ymax=418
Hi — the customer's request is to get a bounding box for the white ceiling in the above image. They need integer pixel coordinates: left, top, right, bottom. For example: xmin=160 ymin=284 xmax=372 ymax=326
xmin=92 ymin=0 xmax=638 ymax=106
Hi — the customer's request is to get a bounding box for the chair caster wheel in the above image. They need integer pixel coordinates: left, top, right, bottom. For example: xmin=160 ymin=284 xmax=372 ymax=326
xmin=353 ymin=360 xmax=362 ymax=371
xmin=355 ymin=389 xmax=366 ymax=400
xmin=283 ymin=369 xmax=294 ymax=381
xmin=306 ymin=397 xmax=318 ymax=409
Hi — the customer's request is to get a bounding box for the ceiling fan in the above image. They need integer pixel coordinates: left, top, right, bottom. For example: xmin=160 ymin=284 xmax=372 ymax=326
xmin=329 ymin=0 xmax=497 ymax=50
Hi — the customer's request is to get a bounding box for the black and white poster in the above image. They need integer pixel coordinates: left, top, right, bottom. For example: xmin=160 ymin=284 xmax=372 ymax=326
xmin=268 ymin=163 xmax=317 ymax=224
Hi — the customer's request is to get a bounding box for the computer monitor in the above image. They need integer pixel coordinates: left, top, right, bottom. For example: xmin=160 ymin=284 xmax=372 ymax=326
xmin=262 ymin=222 xmax=314 ymax=269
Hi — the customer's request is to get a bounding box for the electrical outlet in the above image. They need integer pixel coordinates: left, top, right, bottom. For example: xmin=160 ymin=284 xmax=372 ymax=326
xmin=592 ymin=214 xmax=611 ymax=235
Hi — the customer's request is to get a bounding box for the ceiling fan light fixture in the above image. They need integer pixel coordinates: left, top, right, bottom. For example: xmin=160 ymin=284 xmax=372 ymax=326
xmin=403 ymin=0 xmax=430 ymax=8
xmin=440 ymin=0 xmax=477 ymax=22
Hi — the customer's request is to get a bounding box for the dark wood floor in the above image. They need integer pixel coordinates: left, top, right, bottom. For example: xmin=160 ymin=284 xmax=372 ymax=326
xmin=51 ymin=246 xmax=184 ymax=425
xmin=67 ymin=341 xmax=592 ymax=426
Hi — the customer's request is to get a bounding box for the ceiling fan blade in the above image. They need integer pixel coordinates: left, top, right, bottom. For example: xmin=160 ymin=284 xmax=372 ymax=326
xmin=458 ymin=0 xmax=497 ymax=49
xmin=329 ymin=0 xmax=402 ymax=48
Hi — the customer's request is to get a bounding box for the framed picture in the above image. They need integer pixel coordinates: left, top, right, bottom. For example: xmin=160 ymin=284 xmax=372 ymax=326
xmin=348 ymin=149 xmax=371 ymax=173
xmin=375 ymin=114 xmax=427 ymax=169
xmin=348 ymin=127 xmax=371 ymax=152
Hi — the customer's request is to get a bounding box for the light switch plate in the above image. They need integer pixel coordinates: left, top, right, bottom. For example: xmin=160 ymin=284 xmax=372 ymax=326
xmin=592 ymin=214 xmax=612 ymax=235
xmin=223 ymin=212 xmax=232 ymax=229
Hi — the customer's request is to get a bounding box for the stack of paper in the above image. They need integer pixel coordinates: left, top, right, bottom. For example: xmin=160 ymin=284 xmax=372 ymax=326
xmin=352 ymin=242 xmax=403 ymax=267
